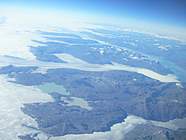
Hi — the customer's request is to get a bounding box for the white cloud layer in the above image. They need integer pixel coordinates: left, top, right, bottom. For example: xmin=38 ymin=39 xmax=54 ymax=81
xmin=0 ymin=75 xmax=53 ymax=140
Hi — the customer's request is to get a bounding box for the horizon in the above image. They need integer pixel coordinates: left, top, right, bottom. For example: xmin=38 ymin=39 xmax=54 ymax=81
xmin=1 ymin=0 xmax=186 ymax=26
xmin=0 ymin=3 xmax=186 ymax=41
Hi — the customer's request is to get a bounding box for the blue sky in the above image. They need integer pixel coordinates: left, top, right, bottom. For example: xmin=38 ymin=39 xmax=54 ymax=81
xmin=1 ymin=0 xmax=186 ymax=27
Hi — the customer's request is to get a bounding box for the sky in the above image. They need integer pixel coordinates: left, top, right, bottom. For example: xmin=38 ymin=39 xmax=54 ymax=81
xmin=1 ymin=0 xmax=186 ymax=27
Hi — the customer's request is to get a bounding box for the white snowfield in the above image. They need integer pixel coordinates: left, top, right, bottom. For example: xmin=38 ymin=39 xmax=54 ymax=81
xmin=56 ymin=53 xmax=180 ymax=83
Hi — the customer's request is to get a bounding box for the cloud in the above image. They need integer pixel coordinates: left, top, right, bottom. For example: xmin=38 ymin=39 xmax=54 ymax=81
xmin=0 ymin=75 xmax=53 ymax=140
xmin=0 ymin=16 xmax=7 ymax=24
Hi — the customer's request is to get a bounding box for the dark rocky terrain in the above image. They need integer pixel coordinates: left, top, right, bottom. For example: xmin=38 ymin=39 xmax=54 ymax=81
xmin=124 ymin=124 xmax=186 ymax=140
